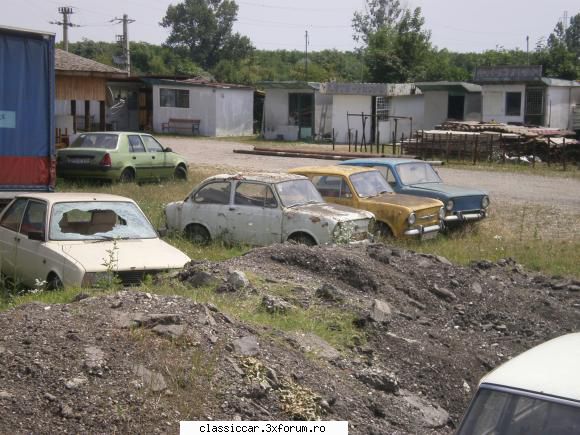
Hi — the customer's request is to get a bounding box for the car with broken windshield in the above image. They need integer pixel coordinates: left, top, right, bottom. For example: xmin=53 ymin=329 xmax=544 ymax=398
xmin=164 ymin=173 xmax=374 ymax=246
xmin=342 ymin=158 xmax=489 ymax=225
xmin=289 ymin=166 xmax=445 ymax=239
xmin=0 ymin=193 xmax=190 ymax=289
xmin=57 ymin=132 xmax=188 ymax=182
xmin=457 ymin=332 xmax=580 ymax=434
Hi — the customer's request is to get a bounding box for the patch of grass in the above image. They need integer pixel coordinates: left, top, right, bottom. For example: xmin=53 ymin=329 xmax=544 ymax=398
xmin=393 ymin=202 xmax=580 ymax=278
xmin=0 ymin=287 xmax=112 ymax=311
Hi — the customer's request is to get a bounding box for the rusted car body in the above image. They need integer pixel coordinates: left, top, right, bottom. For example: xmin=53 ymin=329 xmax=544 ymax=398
xmin=289 ymin=166 xmax=445 ymax=239
xmin=164 ymin=173 xmax=374 ymax=246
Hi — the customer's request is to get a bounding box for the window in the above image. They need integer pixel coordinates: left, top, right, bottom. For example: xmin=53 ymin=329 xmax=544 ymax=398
xmin=71 ymin=134 xmax=119 ymax=149
xmin=20 ymin=201 xmax=46 ymax=237
xmin=234 ymin=182 xmax=277 ymax=208
xmin=350 ymin=171 xmax=392 ymax=197
xmin=0 ymin=199 xmax=27 ymax=232
xmin=396 ymin=162 xmax=441 ymax=185
xmin=376 ymin=96 xmax=390 ymax=121
xmin=142 ymin=135 xmax=164 ymax=153
xmin=194 ymin=182 xmax=231 ymax=205
xmin=373 ymin=166 xmax=397 ymax=186
xmin=160 ymin=88 xmax=189 ymax=108
xmin=128 ymin=135 xmax=146 ymax=153
xmin=506 ymin=92 xmax=522 ymax=116
xmin=311 ymin=176 xmax=352 ymax=199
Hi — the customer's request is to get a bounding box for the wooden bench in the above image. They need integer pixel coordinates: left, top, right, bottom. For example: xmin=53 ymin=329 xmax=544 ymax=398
xmin=162 ymin=118 xmax=201 ymax=135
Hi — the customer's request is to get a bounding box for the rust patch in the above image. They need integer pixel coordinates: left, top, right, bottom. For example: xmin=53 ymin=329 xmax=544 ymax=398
xmin=310 ymin=216 xmax=321 ymax=223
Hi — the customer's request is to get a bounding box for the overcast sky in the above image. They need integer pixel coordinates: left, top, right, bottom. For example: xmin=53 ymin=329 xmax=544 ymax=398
xmin=3 ymin=0 xmax=578 ymax=53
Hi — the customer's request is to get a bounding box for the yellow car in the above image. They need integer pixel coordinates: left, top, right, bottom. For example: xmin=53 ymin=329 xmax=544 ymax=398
xmin=289 ymin=166 xmax=445 ymax=239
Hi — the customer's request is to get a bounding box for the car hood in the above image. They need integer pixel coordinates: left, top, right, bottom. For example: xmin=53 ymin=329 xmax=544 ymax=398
xmin=288 ymin=202 xmax=374 ymax=222
xmin=49 ymin=238 xmax=190 ymax=272
xmin=407 ymin=183 xmax=486 ymax=198
xmin=363 ymin=193 xmax=443 ymax=210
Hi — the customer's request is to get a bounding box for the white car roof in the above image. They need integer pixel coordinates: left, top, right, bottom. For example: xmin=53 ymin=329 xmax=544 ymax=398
xmin=205 ymin=172 xmax=308 ymax=184
xmin=14 ymin=192 xmax=136 ymax=205
xmin=480 ymin=333 xmax=580 ymax=401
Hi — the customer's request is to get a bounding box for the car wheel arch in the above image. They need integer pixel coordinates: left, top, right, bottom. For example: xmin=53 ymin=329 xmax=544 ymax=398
xmin=184 ymin=222 xmax=212 ymax=243
xmin=287 ymin=231 xmax=318 ymax=246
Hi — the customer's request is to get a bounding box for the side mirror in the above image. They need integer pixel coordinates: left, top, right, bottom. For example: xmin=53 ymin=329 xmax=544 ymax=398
xmin=164 ymin=147 xmax=173 ymax=153
xmin=157 ymin=228 xmax=168 ymax=237
xmin=28 ymin=231 xmax=45 ymax=241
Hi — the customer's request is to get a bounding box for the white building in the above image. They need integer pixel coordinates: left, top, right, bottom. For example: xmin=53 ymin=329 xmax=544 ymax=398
xmin=474 ymin=65 xmax=580 ymax=130
xmin=415 ymin=81 xmax=483 ymax=130
xmin=144 ymin=78 xmax=254 ymax=137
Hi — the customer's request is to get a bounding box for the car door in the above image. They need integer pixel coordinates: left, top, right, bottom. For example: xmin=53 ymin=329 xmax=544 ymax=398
xmin=15 ymin=200 xmax=48 ymax=287
xmin=127 ymin=134 xmax=151 ymax=179
xmin=185 ymin=181 xmax=232 ymax=239
xmin=0 ymin=198 xmax=28 ymax=279
xmin=141 ymin=135 xmax=168 ymax=179
xmin=230 ymin=181 xmax=282 ymax=245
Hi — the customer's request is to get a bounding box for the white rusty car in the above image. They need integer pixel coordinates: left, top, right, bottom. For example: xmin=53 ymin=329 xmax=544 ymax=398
xmin=164 ymin=173 xmax=375 ymax=246
xmin=0 ymin=193 xmax=191 ymax=289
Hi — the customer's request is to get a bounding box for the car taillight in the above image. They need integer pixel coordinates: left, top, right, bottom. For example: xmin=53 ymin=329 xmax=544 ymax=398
xmin=100 ymin=153 xmax=112 ymax=167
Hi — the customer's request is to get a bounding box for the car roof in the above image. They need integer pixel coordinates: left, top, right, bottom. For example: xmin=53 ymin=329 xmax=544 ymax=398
xmin=289 ymin=166 xmax=378 ymax=176
xmin=480 ymin=333 xmax=580 ymax=401
xmin=204 ymin=172 xmax=308 ymax=184
xmin=342 ymin=158 xmax=422 ymax=166
xmin=14 ymin=192 xmax=136 ymax=205
xmin=75 ymin=132 xmax=150 ymax=136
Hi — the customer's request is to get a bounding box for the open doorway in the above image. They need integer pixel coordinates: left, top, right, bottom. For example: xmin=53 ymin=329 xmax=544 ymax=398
xmin=447 ymin=95 xmax=465 ymax=120
xmin=289 ymin=93 xmax=314 ymax=140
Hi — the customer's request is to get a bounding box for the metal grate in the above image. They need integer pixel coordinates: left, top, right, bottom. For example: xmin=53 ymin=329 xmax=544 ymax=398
xmin=525 ymin=87 xmax=544 ymax=116
xmin=376 ymin=96 xmax=390 ymax=121
xmin=117 ymin=269 xmax=163 ymax=286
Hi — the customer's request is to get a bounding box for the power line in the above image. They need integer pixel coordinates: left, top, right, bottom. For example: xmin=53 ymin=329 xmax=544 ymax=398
xmin=237 ymin=1 xmax=353 ymax=11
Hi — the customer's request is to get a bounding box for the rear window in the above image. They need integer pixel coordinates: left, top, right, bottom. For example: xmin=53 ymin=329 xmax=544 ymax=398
xmin=70 ymin=134 xmax=119 ymax=150
xmin=458 ymin=387 xmax=580 ymax=435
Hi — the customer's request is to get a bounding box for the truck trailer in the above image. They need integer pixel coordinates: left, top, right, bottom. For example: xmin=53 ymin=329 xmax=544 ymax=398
xmin=0 ymin=25 xmax=55 ymax=210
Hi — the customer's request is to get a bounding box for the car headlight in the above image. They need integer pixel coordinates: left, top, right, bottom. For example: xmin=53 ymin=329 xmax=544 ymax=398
xmin=481 ymin=196 xmax=490 ymax=209
xmin=446 ymin=200 xmax=454 ymax=211
xmin=332 ymin=222 xmax=342 ymax=238
xmin=438 ymin=207 xmax=446 ymax=220
xmin=407 ymin=212 xmax=416 ymax=225
xmin=81 ymin=272 xmax=114 ymax=288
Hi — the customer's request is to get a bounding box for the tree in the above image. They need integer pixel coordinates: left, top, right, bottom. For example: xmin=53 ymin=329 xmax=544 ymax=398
xmin=361 ymin=5 xmax=431 ymax=82
xmin=352 ymin=0 xmax=403 ymax=44
xmin=160 ymin=0 xmax=254 ymax=70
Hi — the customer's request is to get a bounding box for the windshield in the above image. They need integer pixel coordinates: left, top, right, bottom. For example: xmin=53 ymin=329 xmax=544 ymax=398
xmin=275 ymin=179 xmax=324 ymax=207
xmin=49 ymin=201 xmax=158 ymax=241
xmin=396 ymin=162 xmax=442 ymax=185
xmin=458 ymin=388 xmax=580 ymax=435
xmin=350 ymin=171 xmax=392 ymax=197
xmin=70 ymin=134 xmax=119 ymax=150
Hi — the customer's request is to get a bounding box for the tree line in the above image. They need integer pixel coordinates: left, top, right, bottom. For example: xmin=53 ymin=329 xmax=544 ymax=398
xmin=64 ymin=0 xmax=579 ymax=84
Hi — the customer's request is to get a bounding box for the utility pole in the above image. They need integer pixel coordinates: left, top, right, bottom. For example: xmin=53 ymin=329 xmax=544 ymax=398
xmin=305 ymin=30 xmax=309 ymax=81
xmin=50 ymin=6 xmax=77 ymax=51
xmin=526 ymin=35 xmax=529 ymax=65
xmin=112 ymin=14 xmax=135 ymax=75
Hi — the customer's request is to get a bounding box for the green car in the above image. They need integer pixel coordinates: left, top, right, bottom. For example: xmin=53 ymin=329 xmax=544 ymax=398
xmin=57 ymin=132 xmax=188 ymax=182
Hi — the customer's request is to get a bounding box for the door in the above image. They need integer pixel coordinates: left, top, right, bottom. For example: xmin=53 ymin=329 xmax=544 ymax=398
xmin=230 ymin=182 xmax=282 ymax=245
xmin=448 ymin=95 xmax=465 ymax=121
xmin=141 ymin=135 xmax=169 ymax=179
xmin=289 ymin=93 xmax=314 ymax=140
xmin=0 ymin=198 xmax=28 ymax=279
xmin=15 ymin=200 xmax=48 ymax=287
xmin=525 ymin=87 xmax=544 ymax=126
xmin=186 ymin=181 xmax=231 ymax=239
xmin=310 ymin=175 xmax=354 ymax=208
xmin=127 ymin=134 xmax=151 ymax=179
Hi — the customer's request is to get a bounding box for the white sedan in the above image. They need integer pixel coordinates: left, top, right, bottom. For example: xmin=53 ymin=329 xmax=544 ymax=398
xmin=0 ymin=193 xmax=191 ymax=289
xmin=165 ymin=173 xmax=375 ymax=246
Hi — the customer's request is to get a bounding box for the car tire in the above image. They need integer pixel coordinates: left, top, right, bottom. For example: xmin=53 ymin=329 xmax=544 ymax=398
xmin=185 ymin=224 xmax=210 ymax=244
xmin=288 ymin=233 xmax=316 ymax=246
xmin=374 ymin=222 xmax=393 ymax=239
xmin=46 ymin=273 xmax=63 ymax=291
xmin=174 ymin=165 xmax=188 ymax=181
xmin=119 ymin=168 xmax=135 ymax=183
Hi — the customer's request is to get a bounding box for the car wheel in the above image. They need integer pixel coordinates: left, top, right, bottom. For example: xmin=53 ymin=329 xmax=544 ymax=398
xmin=185 ymin=224 xmax=210 ymax=244
xmin=174 ymin=165 xmax=188 ymax=181
xmin=46 ymin=273 xmax=63 ymax=291
xmin=119 ymin=168 xmax=135 ymax=183
xmin=288 ymin=233 xmax=316 ymax=246
xmin=374 ymin=222 xmax=393 ymax=239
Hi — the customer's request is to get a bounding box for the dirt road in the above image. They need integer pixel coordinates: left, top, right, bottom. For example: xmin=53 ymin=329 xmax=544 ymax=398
xmin=164 ymin=137 xmax=580 ymax=212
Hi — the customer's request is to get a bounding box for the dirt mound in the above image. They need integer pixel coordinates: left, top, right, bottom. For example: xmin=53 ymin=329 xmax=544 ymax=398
xmin=0 ymin=243 xmax=578 ymax=434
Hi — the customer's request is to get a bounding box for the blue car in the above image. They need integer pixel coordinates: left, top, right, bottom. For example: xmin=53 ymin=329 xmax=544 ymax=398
xmin=340 ymin=158 xmax=489 ymax=224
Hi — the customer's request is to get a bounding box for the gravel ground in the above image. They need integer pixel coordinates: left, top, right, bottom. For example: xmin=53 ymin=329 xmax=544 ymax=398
xmin=162 ymin=137 xmax=580 ymax=212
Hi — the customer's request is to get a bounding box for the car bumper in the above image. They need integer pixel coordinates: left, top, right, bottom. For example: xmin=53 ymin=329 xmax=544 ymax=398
xmin=404 ymin=223 xmax=441 ymax=238
xmin=57 ymin=165 xmax=120 ymax=179
xmin=445 ymin=210 xmax=487 ymax=222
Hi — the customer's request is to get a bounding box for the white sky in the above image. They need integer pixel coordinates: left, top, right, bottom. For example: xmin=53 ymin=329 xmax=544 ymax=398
xmin=2 ymin=0 xmax=578 ymax=53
